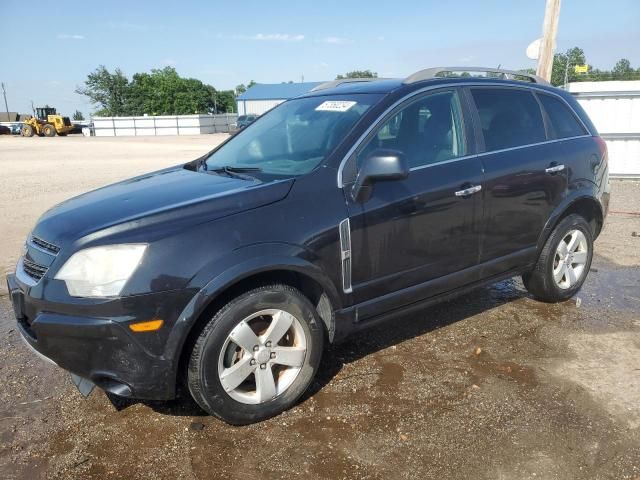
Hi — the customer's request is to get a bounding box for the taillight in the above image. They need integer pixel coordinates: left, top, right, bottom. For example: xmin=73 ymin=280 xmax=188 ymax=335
xmin=594 ymin=136 xmax=608 ymax=161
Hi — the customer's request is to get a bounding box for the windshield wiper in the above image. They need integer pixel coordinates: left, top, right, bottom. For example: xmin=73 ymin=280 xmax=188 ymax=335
xmin=209 ymin=165 xmax=262 ymax=181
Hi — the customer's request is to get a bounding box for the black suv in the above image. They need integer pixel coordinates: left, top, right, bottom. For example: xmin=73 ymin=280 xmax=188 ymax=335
xmin=7 ymin=67 xmax=609 ymax=424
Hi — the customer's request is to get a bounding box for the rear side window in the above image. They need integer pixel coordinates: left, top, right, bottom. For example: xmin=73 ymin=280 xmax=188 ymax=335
xmin=538 ymin=93 xmax=586 ymax=139
xmin=471 ymin=88 xmax=546 ymax=151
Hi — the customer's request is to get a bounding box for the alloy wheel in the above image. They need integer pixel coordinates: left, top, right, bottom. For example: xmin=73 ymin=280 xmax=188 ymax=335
xmin=553 ymin=229 xmax=588 ymax=289
xmin=217 ymin=309 xmax=307 ymax=404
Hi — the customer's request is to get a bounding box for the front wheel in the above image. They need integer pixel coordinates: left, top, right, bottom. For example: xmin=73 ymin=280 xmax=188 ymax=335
xmin=523 ymin=214 xmax=593 ymax=302
xmin=187 ymin=284 xmax=324 ymax=425
xmin=21 ymin=124 xmax=34 ymax=137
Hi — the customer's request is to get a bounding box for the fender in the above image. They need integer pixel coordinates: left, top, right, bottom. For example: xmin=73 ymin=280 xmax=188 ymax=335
xmin=160 ymin=242 xmax=342 ymax=382
xmin=536 ymin=184 xmax=604 ymax=253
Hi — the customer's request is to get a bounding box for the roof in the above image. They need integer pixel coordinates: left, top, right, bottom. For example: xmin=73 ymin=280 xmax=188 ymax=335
xmin=302 ymin=79 xmax=404 ymax=97
xmin=237 ymin=82 xmax=324 ymax=101
xmin=302 ymin=76 xmax=566 ymax=99
xmin=0 ymin=112 xmax=20 ymax=122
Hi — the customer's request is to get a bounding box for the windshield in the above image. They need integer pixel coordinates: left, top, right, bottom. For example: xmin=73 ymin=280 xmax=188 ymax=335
xmin=206 ymin=94 xmax=382 ymax=178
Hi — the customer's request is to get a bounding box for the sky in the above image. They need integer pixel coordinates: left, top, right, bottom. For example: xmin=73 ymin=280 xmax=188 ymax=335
xmin=1 ymin=0 xmax=639 ymax=118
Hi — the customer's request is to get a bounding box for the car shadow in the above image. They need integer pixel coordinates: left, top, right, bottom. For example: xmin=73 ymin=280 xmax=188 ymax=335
xmin=106 ymin=277 xmax=529 ymax=417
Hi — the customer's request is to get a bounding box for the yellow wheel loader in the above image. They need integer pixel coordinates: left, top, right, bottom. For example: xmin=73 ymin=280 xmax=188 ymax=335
xmin=21 ymin=107 xmax=74 ymax=137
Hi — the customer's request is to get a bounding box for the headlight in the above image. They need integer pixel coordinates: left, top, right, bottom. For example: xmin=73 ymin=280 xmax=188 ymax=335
xmin=55 ymin=244 xmax=147 ymax=298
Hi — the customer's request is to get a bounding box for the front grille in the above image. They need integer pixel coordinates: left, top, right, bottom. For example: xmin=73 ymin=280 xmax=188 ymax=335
xmin=22 ymin=258 xmax=48 ymax=281
xmin=31 ymin=235 xmax=60 ymax=254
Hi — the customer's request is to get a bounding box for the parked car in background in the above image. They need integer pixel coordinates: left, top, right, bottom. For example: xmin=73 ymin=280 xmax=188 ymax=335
xmin=231 ymin=114 xmax=258 ymax=133
xmin=0 ymin=125 xmax=11 ymax=135
xmin=7 ymin=67 xmax=609 ymax=425
xmin=11 ymin=123 xmax=23 ymax=135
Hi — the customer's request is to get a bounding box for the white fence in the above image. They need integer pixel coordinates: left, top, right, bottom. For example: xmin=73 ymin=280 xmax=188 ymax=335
xmin=569 ymin=81 xmax=640 ymax=177
xmin=91 ymin=114 xmax=238 ymax=137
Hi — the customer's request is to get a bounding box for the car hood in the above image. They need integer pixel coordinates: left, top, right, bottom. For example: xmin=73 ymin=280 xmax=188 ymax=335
xmin=33 ymin=167 xmax=294 ymax=247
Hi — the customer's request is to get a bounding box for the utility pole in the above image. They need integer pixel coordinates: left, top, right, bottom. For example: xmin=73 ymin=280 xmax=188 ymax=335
xmin=536 ymin=0 xmax=561 ymax=82
xmin=1 ymin=83 xmax=9 ymax=121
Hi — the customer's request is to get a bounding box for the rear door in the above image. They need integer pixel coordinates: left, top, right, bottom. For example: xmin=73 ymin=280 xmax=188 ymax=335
xmin=468 ymin=87 xmax=568 ymax=274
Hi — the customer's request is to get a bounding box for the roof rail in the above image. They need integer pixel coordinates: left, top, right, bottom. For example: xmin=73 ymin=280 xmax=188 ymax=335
xmin=403 ymin=67 xmax=549 ymax=85
xmin=311 ymin=78 xmax=381 ymax=92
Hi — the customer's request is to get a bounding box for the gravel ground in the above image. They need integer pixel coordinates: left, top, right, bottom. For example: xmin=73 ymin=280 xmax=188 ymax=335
xmin=0 ymin=135 xmax=639 ymax=479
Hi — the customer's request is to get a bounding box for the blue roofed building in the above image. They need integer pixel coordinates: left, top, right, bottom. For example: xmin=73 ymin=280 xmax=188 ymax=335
xmin=236 ymin=82 xmax=324 ymax=116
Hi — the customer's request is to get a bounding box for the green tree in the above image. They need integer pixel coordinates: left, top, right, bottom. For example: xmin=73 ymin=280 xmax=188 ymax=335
xmin=612 ymin=58 xmax=634 ymax=80
xmin=72 ymin=110 xmax=85 ymax=121
xmin=213 ymin=90 xmax=236 ymax=113
xmin=236 ymin=84 xmax=247 ymax=94
xmin=75 ymin=65 xmax=130 ymax=116
xmin=78 ymin=65 xmax=236 ymax=116
xmin=336 ymin=70 xmax=378 ymax=79
xmin=551 ymin=47 xmax=587 ymax=86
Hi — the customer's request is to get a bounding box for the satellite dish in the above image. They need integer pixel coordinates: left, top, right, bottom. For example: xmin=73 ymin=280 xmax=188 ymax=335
xmin=526 ymin=38 xmax=541 ymax=60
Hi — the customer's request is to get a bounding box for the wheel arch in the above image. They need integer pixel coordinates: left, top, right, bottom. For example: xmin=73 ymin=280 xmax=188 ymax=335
xmin=170 ymin=258 xmax=341 ymax=395
xmin=538 ymin=194 xmax=604 ymax=253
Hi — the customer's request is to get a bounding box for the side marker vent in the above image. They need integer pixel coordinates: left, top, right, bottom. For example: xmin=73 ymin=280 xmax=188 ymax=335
xmin=338 ymin=218 xmax=352 ymax=293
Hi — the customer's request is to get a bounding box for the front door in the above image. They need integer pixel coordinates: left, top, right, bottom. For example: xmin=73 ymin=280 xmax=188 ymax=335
xmin=341 ymin=89 xmax=484 ymax=315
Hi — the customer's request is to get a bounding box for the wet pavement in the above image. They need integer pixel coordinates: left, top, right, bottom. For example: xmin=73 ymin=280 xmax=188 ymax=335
xmin=1 ymin=181 xmax=639 ymax=480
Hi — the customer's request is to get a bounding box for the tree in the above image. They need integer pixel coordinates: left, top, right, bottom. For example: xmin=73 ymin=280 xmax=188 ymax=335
xmin=214 ymin=90 xmax=236 ymax=113
xmin=612 ymin=59 xmax=634 ymax=80
xmin=77 ymin=65 xmax=233 ymax=116
xmin=336 ymin=70 xmax=378 ymax=79
xmin=75 ymin=65 xmax=130 ymax=116
xmin=236 ymin=81 xmax=257 ymax=95
xmin=550 ymin=47 xmax=587 ymax=86
xmin=72 ymin=110 xmax=84 ymax=121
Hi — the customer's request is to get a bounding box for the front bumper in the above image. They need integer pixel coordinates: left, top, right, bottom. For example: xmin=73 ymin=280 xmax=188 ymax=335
xmin=6 ymin=273 xmax=192 ymax=400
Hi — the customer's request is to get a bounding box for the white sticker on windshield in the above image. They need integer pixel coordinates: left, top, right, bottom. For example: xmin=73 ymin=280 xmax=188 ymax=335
xmin=315 ymin=100 xmax=357 ymax=112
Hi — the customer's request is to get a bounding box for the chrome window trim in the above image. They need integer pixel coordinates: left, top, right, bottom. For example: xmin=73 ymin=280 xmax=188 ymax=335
xmin=403 ymin=134 xmax=590 ymax=174
xmin=336 ymin=81 xmax=592 ymax=188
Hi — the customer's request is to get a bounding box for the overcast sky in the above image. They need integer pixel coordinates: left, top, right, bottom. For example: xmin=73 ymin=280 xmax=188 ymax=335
xmin=1 ymin=0 xmax=639 ymax=118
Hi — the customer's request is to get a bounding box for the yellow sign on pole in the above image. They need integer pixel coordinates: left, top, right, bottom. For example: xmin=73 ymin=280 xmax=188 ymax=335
xmin=574 ymin=64 xmax=589 ymax=74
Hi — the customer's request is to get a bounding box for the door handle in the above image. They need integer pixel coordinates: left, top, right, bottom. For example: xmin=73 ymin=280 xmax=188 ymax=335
xmin=545 ymin=164 xmax=565 ymax=173
xmin=454 ymin=185 xmax=482 ymax=197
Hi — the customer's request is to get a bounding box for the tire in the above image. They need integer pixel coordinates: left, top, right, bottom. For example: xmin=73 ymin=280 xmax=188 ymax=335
xmin=43 ymin=124 xmax=56 ymax=137
xmin=523 ymin=214 xmax=593 ymax=302
xmin=187 ymin=284 xmax=324 ymax=425
xmin=21 ymin=125 xmax=34 ymax=137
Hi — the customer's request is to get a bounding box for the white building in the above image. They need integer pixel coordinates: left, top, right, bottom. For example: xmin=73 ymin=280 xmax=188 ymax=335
xmin=236 ymin=82 xmax=323 ymax=116
xmin=569 ymin=81 xmax=640 ymax=177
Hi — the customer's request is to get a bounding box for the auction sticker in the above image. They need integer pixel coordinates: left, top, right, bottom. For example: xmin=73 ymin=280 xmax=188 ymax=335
xmin=315 ymin=101 xmax=357 ymax=112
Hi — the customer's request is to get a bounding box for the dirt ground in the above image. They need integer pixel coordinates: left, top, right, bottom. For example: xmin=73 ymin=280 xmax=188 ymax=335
xmin=0 ymin=135 xmax=639 ymax=480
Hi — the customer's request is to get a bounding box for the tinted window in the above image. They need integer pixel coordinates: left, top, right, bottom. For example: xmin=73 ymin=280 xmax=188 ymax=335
xmin=538 ymin=93 xmax=586 ymax=139
xmin=206 ymin=94 xmax=382 ymax=177
xmin=471 ymin=88 xmax=546 ymax=151
xmin=358 ymin=90 xmax=465 ymax=169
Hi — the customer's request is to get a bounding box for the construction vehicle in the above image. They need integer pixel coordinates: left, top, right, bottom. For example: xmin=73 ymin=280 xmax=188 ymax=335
xmin=21 ymin=107 xmax=74 ymax=137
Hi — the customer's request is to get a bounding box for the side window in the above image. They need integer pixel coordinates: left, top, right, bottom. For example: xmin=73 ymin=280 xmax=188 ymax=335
xmin=357 ymin=90 xmax=466 ymax=169
xmin=538 ymin=93 xmax=587 ymax=139
xmin=471 ymin=88 xmax=546 ymax=151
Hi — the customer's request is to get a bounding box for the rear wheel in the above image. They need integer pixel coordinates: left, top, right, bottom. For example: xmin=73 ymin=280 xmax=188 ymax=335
xmin=42 ymin=124 xmax=56 ymax=137
xmin=187 ymin=284 xmax=324 ymax=424
xmin=21 ymin=124 xmax=34 ymax=137
xmin=523 ymin=214 xmax=593 ymax=302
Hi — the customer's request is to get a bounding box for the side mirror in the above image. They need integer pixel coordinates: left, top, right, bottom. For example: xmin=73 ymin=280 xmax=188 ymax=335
xmin=351 ymin=149 xmax=409 ymax=202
